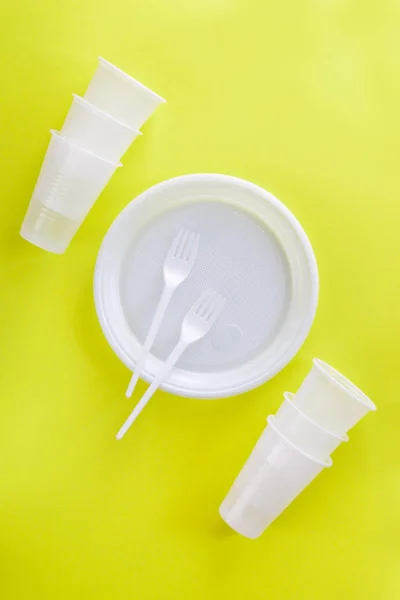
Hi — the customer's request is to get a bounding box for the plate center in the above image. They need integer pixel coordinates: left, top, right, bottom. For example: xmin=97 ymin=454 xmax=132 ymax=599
xmin=120 ymin=201 xmax=291 ymax=371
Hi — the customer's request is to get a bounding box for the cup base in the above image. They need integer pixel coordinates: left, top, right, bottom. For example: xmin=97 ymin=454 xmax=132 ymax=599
xmin=20 ymin=199 xmax=80 ymax=254
xmin=219 ymin=504 xmax=265 ymax=539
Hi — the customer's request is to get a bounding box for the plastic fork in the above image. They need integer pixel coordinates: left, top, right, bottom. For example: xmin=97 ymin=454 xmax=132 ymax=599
xmin=117 ymin=290 xmax=225 ymax=439
xmin=125 ymin=229 xmax=200 ymax=399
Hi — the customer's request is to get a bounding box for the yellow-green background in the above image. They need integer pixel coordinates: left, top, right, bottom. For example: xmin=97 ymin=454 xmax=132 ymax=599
xmin=1 ymin=1 xmax=399 ymax=598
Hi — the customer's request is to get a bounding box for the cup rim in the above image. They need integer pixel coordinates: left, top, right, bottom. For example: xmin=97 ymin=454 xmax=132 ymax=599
xmin=72 ymin=94 xmax=142 ymax=135
xmin=267 ymin=415 xmax=333 ymax=467
xmin=283 ymin=392 xmax=349 ymax=442
xmin=98 ymin=57 xmax=167 ymax=104
xmin=313 ymin=358 xmax=376 ymax=412
xmin=49 ymin=130 xmax=123 ymax=167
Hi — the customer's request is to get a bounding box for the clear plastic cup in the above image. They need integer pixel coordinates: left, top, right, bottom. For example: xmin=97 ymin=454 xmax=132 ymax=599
xmin=293 ymin=358 xmax=377 ymax=436
xmin=84 ymin=57 xmax=166 ymax=130
xmin=274 ymin=392 xmax=348 ymax=459
xmin=60 ymin=94 xmax=141 ymax=162
xmin=219 ymin=416 xmax=332 ymax=538
xmin=20 ymin=130 xmax=121 ymax=254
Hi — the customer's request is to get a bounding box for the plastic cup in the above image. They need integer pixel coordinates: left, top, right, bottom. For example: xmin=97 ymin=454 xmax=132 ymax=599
xmin=60 ymin=94 xmax=141 ymax=162
xmin=20 ymin=130 xmax=121 ymax=254
xmin=293 ymin=358 xmax=377 ymax=436
xmin=219 ymin=416 xmax=331 ymax=538
xmin=84 ymin=57 xmax=166 ymax=130
xmin=274 ymin=392 xmax=348 ymax=459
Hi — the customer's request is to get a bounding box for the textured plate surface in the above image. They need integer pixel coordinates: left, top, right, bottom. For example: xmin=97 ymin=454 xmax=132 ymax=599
xmin=94 ymin=174 xmax=318 ymax=398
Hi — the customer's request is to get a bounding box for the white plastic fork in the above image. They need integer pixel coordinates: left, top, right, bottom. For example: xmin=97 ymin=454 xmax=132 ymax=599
xmin=125 ymin=229 xmax=200 ymax=399
xmin=117 ymin=290 xmax=225 ymax=439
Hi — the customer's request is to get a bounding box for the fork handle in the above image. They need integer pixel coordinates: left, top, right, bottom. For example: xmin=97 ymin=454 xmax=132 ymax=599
xmin=126 ymin=284 xmax=175 ymax=398
xmin=117 ymin=339 xmax=188 ymax=439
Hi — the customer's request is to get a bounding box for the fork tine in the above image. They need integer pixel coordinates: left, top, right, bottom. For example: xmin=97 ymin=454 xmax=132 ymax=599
xmin=192 ymin=290 xmax=212 ymax=314
xmin=182 ymin=232 xmax=194 ymax=261
xmin=177 ymin=229 xmax=189 ymax=258
xmin=201 ymin=291 xmax=217 ymax=317
xmin=204 ymin=297 xmax=217 ymax=320
xmin=208 ymin=295 xmax=225 ymax=322
xmin=204 ymin=293 xmax=222 ymax=320
xmin=169 ymin=229 xmax=184 ymax=258
xmin=188 ymin=233 xmax=200 ymax=263
xmin=193 ymin=233 xmax=201 ymax=261
xmin=183 ymin=232 xmax=195 ymax=261
xmin=190 ymin=294 xmax=206 ymax=314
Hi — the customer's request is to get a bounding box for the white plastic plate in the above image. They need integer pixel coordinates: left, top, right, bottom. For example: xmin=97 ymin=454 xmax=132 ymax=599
xmin=94 ymin=174 xmax=318 ymax=398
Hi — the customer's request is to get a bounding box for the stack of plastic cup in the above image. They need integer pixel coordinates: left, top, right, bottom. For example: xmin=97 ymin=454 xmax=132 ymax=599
xmin=219 ymin=358 xmax=377 ymax=538
xmin=20 ymin=57 xmax=166 ymax=254
xmin=84 ymin=57 xmax=166 ymax=131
